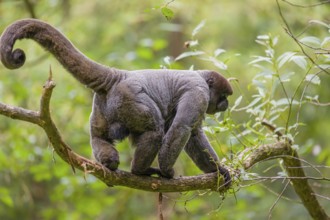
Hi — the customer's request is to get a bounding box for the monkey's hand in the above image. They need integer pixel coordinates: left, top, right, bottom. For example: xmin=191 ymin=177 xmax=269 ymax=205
xmin=94 ymin=146 xmax=120 ymax=171
xmin=217 ymin=165 xmax=231 ymax=188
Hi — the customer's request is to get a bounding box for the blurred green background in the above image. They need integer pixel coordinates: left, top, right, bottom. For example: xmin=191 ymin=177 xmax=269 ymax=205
xmin=0 ymin=0 xmax=329 ymax=219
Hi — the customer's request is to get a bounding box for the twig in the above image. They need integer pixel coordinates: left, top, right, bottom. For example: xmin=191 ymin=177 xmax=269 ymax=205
xmin=312 ymin=193 xmax=330 ymax=201
xmin=250 ymin=176 xmax=330 ymax=182
xmin=0 ymin=102 xmax=41 ymax=125
xmin=268 ymin=180 xmax=290 ymax=220
xmin=309 ymin=100 xmax=330 ymax=107
xmin=23 ymin=0 xmax=37 ymax=18
xmin=261 ymin=121 xmax=283 ymax=138
xmin=165 ymin=0 xmax=176 ymax=7
xmin=275 ymin=0 xmax=330 ymax=75
xmin=158 ymin=193 xmax=164 ymax=220
xmin=282 ymin=0 xmax=330 ymax=8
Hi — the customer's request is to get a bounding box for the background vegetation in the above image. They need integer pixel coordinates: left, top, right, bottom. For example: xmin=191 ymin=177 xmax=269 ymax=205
xmin=0 ymin=0 xmax=329 ymax=219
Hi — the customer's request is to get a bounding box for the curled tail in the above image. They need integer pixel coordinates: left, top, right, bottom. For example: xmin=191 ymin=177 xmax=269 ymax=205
xmin=0 ymin=19 xmax=121 ymax=92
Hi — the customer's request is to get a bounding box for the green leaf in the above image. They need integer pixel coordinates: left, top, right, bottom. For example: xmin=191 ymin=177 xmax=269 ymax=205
xmin=208 ymin=57 xmax=227 ymax=70
xmin=269 ymin=114 xmax=280 ymax=122
xmin=305 ymin=95 xmax=319 ymax=102
xmin=318 ymin=64 xmax=330 ymax=69
xmin=277 ymin=52 xmax=296 ymax=68
xmin=279 ymin=72 xmax=295 ymax=82
xmin=309 ymin=20 xmax=330 ymax=28
xmin=163 ymin=56 xmax=172 ymax=66
xmin=255 ymin=40 xmax=268 ymax=46
xmin=175 ymin=51 xmax=205 ymax=61
xmin=214 ymin=48 xmax=226 ymax=57
xmin=300 ymin=36 xmax=321 ymax=47
xmin=192 ymin=20 xmax=206 ymax=37
xmin=291 ymin=55 xmax=307 ymax=70
xmin=273 ymin=98 xmax=299 ymax=106
xmin=161 ymin=7 xmax=174 ymax=20
xmin=257 ymin=35 xmax=270 ymax=40
xmin=0 ymin=189 xmax=13 ymax=207
xmin=234 ymin=97 xmax=262 ymax=111
xmin=136 ymin=48 xmax=153 ymax=60
xmin=305 ymin=74 xmax=321 ymax=85
xmin=230 ymin=95 xmax=243 ymax=111
xmin=153 ymin=39 xmax=167 ymax=51
xmin=1 ymin=195 xmax=13 ymax=207
xmin=321 ymin=37 xmax=330 ymax=47
xmin=257 ymin=87 xmax=266 ymax=97
xmin=249 ymin=56 xmax=272 ymax=65
xmin=213 ymin=60 xmax=227 ymax=70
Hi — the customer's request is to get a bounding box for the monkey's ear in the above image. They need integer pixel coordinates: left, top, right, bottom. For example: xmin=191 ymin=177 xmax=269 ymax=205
xmin=206 ymin=77 xmax=214 ymax=87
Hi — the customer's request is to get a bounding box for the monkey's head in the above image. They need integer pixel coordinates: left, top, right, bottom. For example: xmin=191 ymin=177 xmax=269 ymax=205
xmin=201 ymin=71 xmax=233 ymax=115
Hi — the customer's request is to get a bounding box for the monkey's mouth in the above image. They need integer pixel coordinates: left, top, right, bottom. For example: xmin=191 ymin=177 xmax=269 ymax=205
xmin=217 ymin=100 xmax=228 ymax=112
xmin=206 ymin=102 xmax=228 ymax=114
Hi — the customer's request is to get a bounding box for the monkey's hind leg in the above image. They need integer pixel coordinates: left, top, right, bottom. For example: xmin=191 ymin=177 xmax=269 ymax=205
xmin=130 ymin=130 xmax=164 ymax=177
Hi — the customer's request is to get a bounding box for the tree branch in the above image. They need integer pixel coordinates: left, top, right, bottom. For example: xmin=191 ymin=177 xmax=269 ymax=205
xmin=2 ymin=77 xmax=230 ymax=192
xmin=0 ymin=102 xmax=42 ymax=125
xmin=23 ymin=0 xmax=37 ymax=18
xmin=283 ymin=151 xmax=329 ymax=220
xmin=0 ymin=76 xmax=328 ymax=219
xmin=260 ymin=120 xmax=329 ymax=220
xmin=239 ymin=142 xmax=329 ymax=219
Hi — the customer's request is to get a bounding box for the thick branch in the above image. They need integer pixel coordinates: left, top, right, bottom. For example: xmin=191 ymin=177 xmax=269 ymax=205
xmin=237 ymin=141 xmax=292 ymax=169
xmin=239 ymin=142 xmax=329 ymax=219
xmin=0 ymin=102 xmax=42 ymax=125
xmin=258 ymin=121 xmax=329 ymax=220
xmin=0 ymin=78 xmax=328 ymax=219
xmin=30 ymin=79 xmax=229 ymax=192
xmin=283 ymin=151 xmax=329 ymax=220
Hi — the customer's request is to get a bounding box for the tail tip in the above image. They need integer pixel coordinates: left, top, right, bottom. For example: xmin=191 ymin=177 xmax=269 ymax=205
xmin=1 ymin=48 xmax=26 ymax=69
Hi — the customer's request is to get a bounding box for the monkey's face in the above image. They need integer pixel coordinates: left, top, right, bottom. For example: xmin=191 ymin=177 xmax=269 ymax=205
xmin=206 ymin=93 xmax=230 ymax=114
xmin=206 ymin=73 xmax=233 ymax=115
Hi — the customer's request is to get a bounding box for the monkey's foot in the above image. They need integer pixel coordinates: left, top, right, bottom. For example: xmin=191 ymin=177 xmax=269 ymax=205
xmin=159 ymin=168 xmax=175 ymax=179
xmin=132 ymin=167 xmax=162 ymax=176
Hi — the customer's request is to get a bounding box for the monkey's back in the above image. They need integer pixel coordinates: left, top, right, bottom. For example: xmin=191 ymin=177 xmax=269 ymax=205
xmin=124 ymin=69 xmax=209 ymax=119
